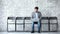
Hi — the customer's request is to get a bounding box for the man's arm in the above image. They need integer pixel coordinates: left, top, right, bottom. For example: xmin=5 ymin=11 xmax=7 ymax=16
xmin=31 ymin=12 xmax=34 ymax=21
xmin=39 ymin=12 xmax=42 ymax=19
xmin=32 ymin=12 xmax=34 ymax=19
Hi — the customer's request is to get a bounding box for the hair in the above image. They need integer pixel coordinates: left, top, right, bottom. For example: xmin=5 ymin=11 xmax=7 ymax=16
xmin=34 ymin=7 xmax=39 ymax=9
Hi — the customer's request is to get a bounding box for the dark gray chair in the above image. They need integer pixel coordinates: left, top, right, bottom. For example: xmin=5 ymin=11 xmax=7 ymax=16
xmin=7 ymin=17 xmax=16 ymax=32
xmin=49 ymin=17 xmax=58 ymax=32
xmin=16 ymin=17 xmax=24 ymax=32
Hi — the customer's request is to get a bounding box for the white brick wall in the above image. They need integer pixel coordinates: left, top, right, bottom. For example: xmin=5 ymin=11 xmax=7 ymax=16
xmin=0 ymin=0 xmax=60 ymax=31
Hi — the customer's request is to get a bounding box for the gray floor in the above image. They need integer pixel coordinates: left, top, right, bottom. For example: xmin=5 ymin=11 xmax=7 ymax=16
xmin=0 ymin=32 xmax=60 ymax=34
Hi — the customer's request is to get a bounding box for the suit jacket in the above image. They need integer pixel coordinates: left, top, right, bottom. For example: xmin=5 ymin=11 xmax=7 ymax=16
xmin=32 ymin=11 xmax=42 ymax=21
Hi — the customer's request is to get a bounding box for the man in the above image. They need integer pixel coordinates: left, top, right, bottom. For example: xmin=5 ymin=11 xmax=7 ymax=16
xmin=31 ymin=7 xmax=42 ymax=33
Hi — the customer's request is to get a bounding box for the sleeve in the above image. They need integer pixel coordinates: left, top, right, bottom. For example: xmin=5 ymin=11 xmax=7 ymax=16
xmin=40 ymin=12 xmax=42 ymax=19
xmin=31 ymin=12 xmax=33 ymax=19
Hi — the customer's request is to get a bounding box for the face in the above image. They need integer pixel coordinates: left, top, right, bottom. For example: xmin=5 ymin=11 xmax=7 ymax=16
xmin=34 ymin=9 xmax=38 ymax=12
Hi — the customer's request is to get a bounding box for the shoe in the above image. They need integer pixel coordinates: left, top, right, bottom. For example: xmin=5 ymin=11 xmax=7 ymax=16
xmin=38 ymin=31 xmax=40 ymax=33
xmin=31 ymin=31 xmax=34 ymax=33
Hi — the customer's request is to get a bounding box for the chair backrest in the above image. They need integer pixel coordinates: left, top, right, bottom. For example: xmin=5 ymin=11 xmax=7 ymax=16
xmin=49 ymin=17 xmax=57 ymax=20
xmin=25 ymin=17 xmax=31 ymax=20
xmin=16 ymin=17 xmax=24 ymax=20
xmin=8 ymin=17 xmax=16 ymax=20
xmin=41 ymin=17 xmax=49 ymax=19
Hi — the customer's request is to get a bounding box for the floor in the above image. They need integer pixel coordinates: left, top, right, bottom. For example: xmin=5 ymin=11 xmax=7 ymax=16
xmin=0 ymin=32 xmax=60 ymax=34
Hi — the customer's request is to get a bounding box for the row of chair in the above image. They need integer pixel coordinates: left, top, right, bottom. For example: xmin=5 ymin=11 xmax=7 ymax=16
xmin=8 ymin=17 xmax=58 ymax=20
xmin=7 ymin=17 xmax=58 ymax=32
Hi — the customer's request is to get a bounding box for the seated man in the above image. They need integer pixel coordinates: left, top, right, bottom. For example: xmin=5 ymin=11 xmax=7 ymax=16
xmin=31 ymin=7 xmax=42 ymax=33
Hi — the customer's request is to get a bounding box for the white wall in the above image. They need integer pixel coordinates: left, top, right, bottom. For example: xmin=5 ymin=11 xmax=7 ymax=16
xmin=0 ymin=0 xmax=60 ymax=31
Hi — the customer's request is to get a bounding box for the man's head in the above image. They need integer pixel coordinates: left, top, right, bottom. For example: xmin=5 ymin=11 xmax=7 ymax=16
xmin=34 ymin=7 xmax=39 ymax=12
